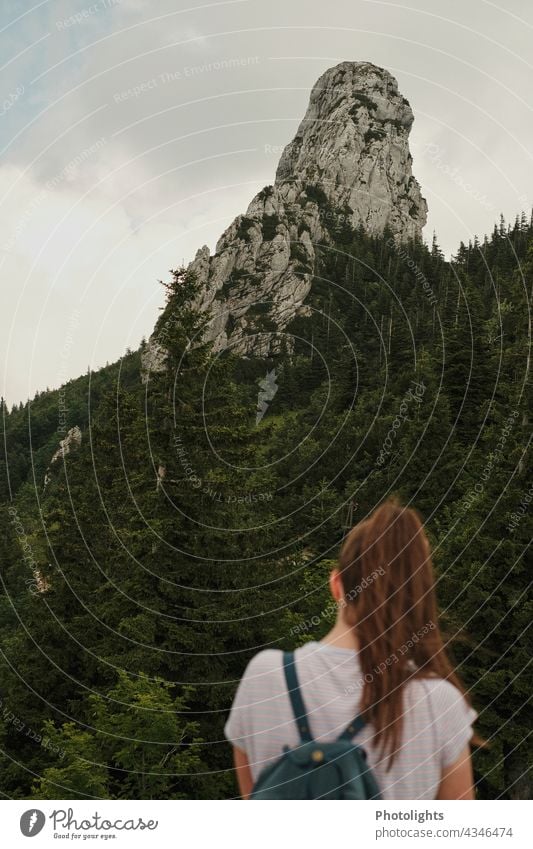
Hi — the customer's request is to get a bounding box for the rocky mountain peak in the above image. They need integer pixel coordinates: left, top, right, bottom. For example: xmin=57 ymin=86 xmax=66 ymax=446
xmin=142 ymin=62 xmax=427 ymax=375
xmin=275 ymin=62 xmax=426 ymax=239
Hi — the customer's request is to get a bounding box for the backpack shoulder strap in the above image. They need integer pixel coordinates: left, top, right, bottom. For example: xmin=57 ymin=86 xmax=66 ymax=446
xmin=337 ymin=713 xmax=366 ymax=742
xmin=283 ymin=651 xmax=313 ymax=742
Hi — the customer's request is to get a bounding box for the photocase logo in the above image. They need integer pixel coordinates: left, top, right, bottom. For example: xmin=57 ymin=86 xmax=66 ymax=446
xmin=20 ymin=809 xmax=46 ymax=837
xmin=256 ymin=369 xmax=278 ymax=424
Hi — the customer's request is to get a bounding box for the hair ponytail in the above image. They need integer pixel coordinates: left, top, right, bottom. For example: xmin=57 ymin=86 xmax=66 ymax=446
xmin=338 ymin=496 xmax=483 ymax=767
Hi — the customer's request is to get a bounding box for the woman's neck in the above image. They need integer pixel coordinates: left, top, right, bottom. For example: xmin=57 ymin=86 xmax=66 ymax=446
xmin=321 ymin=618 xmax=359 ymax=651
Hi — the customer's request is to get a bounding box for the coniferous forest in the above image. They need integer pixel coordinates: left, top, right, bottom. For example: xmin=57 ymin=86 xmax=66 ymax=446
xmin=1 ymin=212 xmax=532 ymax=800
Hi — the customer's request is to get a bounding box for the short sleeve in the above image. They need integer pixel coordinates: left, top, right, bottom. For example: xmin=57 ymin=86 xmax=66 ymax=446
xmin=224 ymin=650 xmax=282 ymax=755
xmin=224 ymin=666 xmax=252 ymax=752
xmin=431 ymin=680 xmax=478 ymax=768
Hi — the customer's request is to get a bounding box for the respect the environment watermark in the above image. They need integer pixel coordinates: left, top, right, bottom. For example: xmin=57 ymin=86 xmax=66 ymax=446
xmin=387 ymin=239 xmax=438 ymax=307
xmin=1 ymin=139 xmax=106 ymax=255
xmin=170 ymin=433 xmax=272 ymax=504
xmin=113 ymin=57 xmax=260 ymax=103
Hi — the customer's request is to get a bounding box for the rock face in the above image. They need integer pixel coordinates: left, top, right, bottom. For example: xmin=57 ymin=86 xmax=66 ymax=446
xmin=142 ymin=61 xmax=427 ymax=375
xmin=276 ymin=62 xmax=427 ymax=238
xmin=44 ymin=425 xmax=82 ymax=488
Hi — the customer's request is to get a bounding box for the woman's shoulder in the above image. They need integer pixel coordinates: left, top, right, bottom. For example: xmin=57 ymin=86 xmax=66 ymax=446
xmin=408 ymin=675 xmax=477 ymax=720
xmin=241 ymin=645 xmax=316 ymax=684
xmin=241 ymin=649 xmax=284 ymax=681
xmin=410 ymin=674 xmax=465 ymax=698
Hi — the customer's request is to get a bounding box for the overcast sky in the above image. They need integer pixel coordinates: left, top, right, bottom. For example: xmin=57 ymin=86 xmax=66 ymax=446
xmin=1 ymin=0 xmax=532 ymax=406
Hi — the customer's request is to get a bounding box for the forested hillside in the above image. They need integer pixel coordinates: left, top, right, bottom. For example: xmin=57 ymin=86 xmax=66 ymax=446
xmin=1 ymin=213 xmax=531 ymax=799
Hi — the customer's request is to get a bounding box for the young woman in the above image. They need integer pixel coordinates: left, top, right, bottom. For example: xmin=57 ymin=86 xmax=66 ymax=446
xmin=225 ymin=497 xmax=481 ymax=799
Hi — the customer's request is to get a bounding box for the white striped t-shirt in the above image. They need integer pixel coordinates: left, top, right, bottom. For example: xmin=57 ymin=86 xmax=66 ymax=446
xmin=224 ymin=641 xmax=478 ymax=799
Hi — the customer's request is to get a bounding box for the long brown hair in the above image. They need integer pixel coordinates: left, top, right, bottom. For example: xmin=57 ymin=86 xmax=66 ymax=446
xmin=338 ymin=496 xmax=480 ymax=767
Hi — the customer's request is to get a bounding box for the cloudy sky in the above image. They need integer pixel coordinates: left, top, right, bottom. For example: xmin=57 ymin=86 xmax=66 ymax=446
xmin=1 ymin=0 xmax=532 ymax=405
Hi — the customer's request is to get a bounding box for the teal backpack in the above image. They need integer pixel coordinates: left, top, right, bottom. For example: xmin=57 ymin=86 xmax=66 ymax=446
xmin=251 ymin=651 xmax=381 ymax=800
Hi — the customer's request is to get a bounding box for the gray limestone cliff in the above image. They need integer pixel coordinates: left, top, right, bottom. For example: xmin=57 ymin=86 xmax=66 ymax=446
xmin=142 ymin=61 xmax=427 ymax=376
xmin=43 ymin=425 xmax=82 ymax=489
